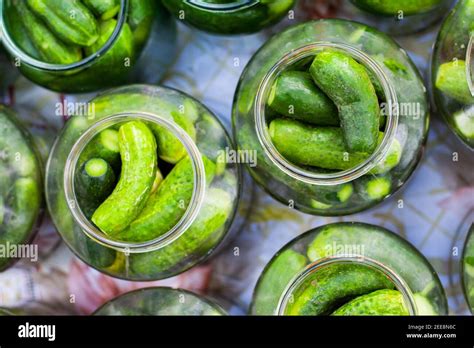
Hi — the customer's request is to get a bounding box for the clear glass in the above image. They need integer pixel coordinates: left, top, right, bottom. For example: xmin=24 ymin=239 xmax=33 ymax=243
xmin=0 ymin=0 xmax=177 ymax=93
xmin=0 ymin=46 xmax=19 ymax=91
xmin=463 ymin=223 xmax=474 ymax=313
xmin=45 ymin=85 xmax=241 ymax=281
xmin=233 ymin=19 xmax=429 ymax=216
xmin=94 ymin=287 xmax=226 ymax=315
xmin=162 ymin=0 xmax=295 ymax=35
xmin=0 ymin=105 xmax=43 ymax=271
xmin=348 ymin=0 xmax=454 ymax=35
xmin=431 ymin=0 xmax=474 ymax=149
xmin=251 ymin=222 xmax=448 ymax=316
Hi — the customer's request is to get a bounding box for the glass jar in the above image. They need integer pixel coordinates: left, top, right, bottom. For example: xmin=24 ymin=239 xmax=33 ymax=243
xmin=233 ymin=19 xmax=429 ymax=216
xmin=347 ymin=0 xmax=453 ymax=35
xmin=251 ymin=222 xmax=447 ymax=315
xmin=162 ymin=0 xmax=295 ymax=35
xmin=94 ymin=287 xmax=226 ymax=315
xmin=0 ymin=105 xmax=43 ymax=271
xmin=431 ymin=0 xmax=474 ymax=149
xmin=45 ymin=85 xmax=241 ymax=280
xmin=463 ymin=223 xmax=474 ymax=313
xmin=0 ymin=0 xmax=177 ymax=93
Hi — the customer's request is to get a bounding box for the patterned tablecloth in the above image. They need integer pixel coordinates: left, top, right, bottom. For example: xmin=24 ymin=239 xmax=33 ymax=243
xmin=0 ymin=0 xmax=473 ymax=315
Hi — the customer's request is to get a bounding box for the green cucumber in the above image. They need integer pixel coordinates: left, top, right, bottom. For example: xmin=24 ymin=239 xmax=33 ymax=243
xmin=1 ymin=178 xmax=41 ymax=244
xmin=83 ymin=0 xmax=120 ymax=20
xmin=75 ymin=158 xmax=116 ymax=219
xmin=84 ymin=19 xmax=134 ymax=61
xmin=129 ymin=187 xmax=232 ymax=276
xmin=5 ymin=4 xmax=40 ymax=58
xmin=267 ymin=71 xmax=339 ymax=126
xmin=14 ymin=0 xmax=82 ymax=64
xmin=269 ymin=118 xmax=370 ymax=170
xmin=252 ymin=249 xmax=308 ymax=314
xmin=453 ymin=106 xmax=474 ymax=140
xmin=332 ymin=289 xmax=409 ymax=316
xmin=355 ymin=174 xmax=392 ymax=201
xmin=118 ymin=156 xmax=216 ymax=242
xmin=128 ymin=0 xmax=156 ymax=50
xmin=286 ymin=263 xmax=395 ymax=315
xmin=436 ymin=61 xmax=474 ymax=105
xmin=91 ymin=121 xmax=157 ymax=235
xmin=26 ymin=0 xmax=99 ymax=46
xmin=269 ymin=118 xmax=400 ymax=173
xmin=149 ymin=112 xmax=197 ymax=164
xmin=79 ymin=128 xmax=120 ymax=170
xmin=310 ymin=50 xmax=380 ymax=153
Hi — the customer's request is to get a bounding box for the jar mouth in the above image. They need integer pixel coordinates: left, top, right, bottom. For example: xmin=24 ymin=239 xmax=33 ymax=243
xmin=63 ymin=112 xmax=206 ymax=253
xmin=255 ymin=42 xmax=399 ymax=186
xmin=184 ymin=0 xmax=259 ymax=11
xmin=276 ymin=255 xmax=417 ymax=316
xmin=466 ymin=34 xmax=474 ymax=98
xmin=0 ymin=0 xmax=128 ymax=72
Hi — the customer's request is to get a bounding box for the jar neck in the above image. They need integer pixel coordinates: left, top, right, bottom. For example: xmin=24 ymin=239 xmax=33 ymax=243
xmin=466 ymin=34 xmax=474 ymax=98
xmin=255 ymin=42 xmax=399 ymax=186
xmin=63 ymin=112 xmax=206 ymax=253
xmin=0 ymin=0 xmax=128 ymax=72
xmin=185 ymin=0 xmax=259 ymax=11
xmin=277 ymin=256 xmax=417 ymax=315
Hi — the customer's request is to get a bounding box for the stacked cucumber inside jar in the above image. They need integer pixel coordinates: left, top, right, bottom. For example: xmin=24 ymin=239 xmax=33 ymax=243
xmin=432 ymin=0 xmax=474 ymax=149
xmin=233 ymin=19 xmax=429 ymax=216
xmin=1 ymin=0 xmax=170 ymax=92
xmin=251 ymin=223 xmax=448 ymax=316
xmin=0 ymin=105 xmax=42 ymax=271
xmin=46 ymin=85 xmax=240 ymax=280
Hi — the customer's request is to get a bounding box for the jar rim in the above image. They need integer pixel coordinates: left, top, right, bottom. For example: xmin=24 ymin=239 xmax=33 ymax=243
xmin=254 ymin=42 xmax=400 ymax=186
xmin=184 ymin=0 xmax=259 ymax=11
xmin=63 ymin=112 xmax=206 ymax=253
xmin=0 ymin=0 xmax=128 ymax=72
xmin=276 ymin=255 xmax=418 ymax=316
xmin=466 ymin=34 xmax=474 ymax=98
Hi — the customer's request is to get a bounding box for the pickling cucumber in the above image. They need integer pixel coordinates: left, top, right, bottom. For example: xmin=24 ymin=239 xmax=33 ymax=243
xmin=149 ymin=112 xmax=197 ymax=164
xmin=269 ymin=118 xmax=400 ymax=173
xmin=5 ymin=4 xmax=40 ymax=58
xmin=79 ymin=128 xmax=120 ymax=170
xmin=310 ymin=50 xmax=380 ymax=153
xmin=252 ymin=249 xmax=308 ymax=314
xmin=84 ymin=19 xmax=134 ymax=63
xmin=75 ymin=158 xmax=116 ymax=219
xmin=435 ymin=61 xmax=474 ymax=105
xmin=129 ymin=187 xmax=232 ymax=276
xmin=83 ymin=0 xmax=120 ymax=20
xmin=355 ymin=174 xmax=392 ymax=201
xmin=118 ymin=155 xmax=216 ymax=242
xmin=268 ymin=71 xmax=339 ymax=126
xmin=14 ymin=0 xmax=82 ymax=64
xmin=1 ymin=178 xmax=41 ymax=243
xmin=26 ymin=0 xmax=99 ymax=46
xmin=332 ymin=289 xmax=408 ymax=315
xmin=286 ymin=263 xmax=394 ymax=315
xmin=91 ymin=121 xmax=157 ymax=235
xmin=269 ymin=118 xmax=369 ymax=170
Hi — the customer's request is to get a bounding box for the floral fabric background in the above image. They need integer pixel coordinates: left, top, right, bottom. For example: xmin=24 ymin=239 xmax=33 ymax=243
xmin=0 ymin=0 xmax=473 ymax=315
